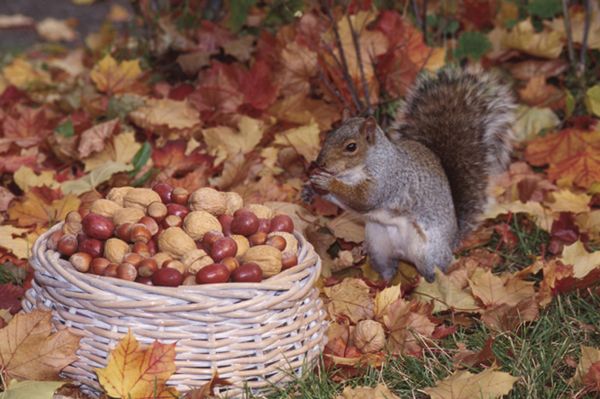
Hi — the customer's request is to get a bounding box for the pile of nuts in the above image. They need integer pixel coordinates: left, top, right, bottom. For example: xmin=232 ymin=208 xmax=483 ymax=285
xmin=48 ymin=184 xmax=299 ymax=287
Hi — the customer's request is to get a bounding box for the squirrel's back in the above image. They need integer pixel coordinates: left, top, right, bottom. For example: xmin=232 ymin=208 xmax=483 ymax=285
xmin=391 ymin=67 xmax=516 ymax=238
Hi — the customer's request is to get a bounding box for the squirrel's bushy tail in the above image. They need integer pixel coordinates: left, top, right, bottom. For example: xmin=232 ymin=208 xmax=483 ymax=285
xmin=391 ymin=67 xmax=516 ymax=238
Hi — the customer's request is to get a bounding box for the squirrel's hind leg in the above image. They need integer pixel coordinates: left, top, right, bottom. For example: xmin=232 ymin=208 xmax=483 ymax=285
xmin=365 ymin=222 xmax=398 ymax=282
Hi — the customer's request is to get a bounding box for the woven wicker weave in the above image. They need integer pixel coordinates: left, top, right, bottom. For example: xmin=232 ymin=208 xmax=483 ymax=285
xmin=22 ymin=223 xmax=327 ymax=398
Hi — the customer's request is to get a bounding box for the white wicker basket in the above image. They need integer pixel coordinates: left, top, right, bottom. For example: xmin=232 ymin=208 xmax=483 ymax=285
xmin=22 ymin=223 xmax=327 ymax=398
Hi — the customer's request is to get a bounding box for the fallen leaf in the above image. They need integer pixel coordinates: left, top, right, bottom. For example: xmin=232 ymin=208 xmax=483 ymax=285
xmin=586 ymin=85 xmax=600 ymax=117
xmin=519 ymin=76 xmax=564 ymax=109
xmin=13 ymin=166 xmax=58 ymax=192
xmin=0 ymin=310 xmax=80 ymax=381
xmin=0 ymin=283 xmax=26 ymax=314
xmin=326 ymin=212 xmax=365 ymax=243
xmin=0 ymin=379 xmax=66 ymax=399
xmin=129 ymin=97 xmax=201 ymax=138
xmin=83 ymin=131 xmax=142 ymax=172
xmin=336 ymin=383 xmax=400 ymax=399
xmin=182 ymin=371 xmax=232 ymax=399
xmin=374 ymin=284 xmax=401 ymax=319
xmin=546 ymin=190 xmax=590 ymax=214
xmin=0 ymin=14 xmax=34 ymax=28
xmin=453 ymin=338 xmax=497 ymax=369
xmin=424 ymin=368 xmax=519 ymax=399
xmin=90 ymin=55 xmax=142 ymax=94
xmin=468 ymin=269 xmax=535 ymax=307
xmin=383 ymin=298 xmax=435 ymax=355
xmin=36 ymin=18 xmax=76 ymax=42
xmin=61 ymin=161 xmax=132 ymax=195
xmin=273 ymin=121 xmax=321 ymax=162
xmin=548 ymin=149 xmax=600 ymax=189
xmin=2 ymin=58 xmax=51 ymax=89
xmin=560 ymin=241 xmax=600 ymax=279
xmin=525 ymin=128 xmax=600 ymax=167
xmin=513 ymin=105 xmax=560 ymax=142
xmin=324 ymin=278 xmax=375 ymax=323
xmin=414 ymin=269 xmax=480 ymax=313
xmin=0 ymin=187 xmax=15 ymax=212
xmin=77 ymin=118 xmax=119 ymax=158
xmin=8 ymin=190 xmax=80 ymax=227
xmin=483 ymin=200 xmax=553 ymax=231
xmin=481 ymin=297 xmax=540 ymax=331
xmin=0 ymin=226 xmax=31 ymax=259
xmin=502 ymin=18 xmax=563 ymax=59
xmin=573 ymin=346 xmax=600 ymax=385
xmin=95 ymin=330 xmax=177 ymax=399
xmin=202 ymin=116 xmax=264 ymax=164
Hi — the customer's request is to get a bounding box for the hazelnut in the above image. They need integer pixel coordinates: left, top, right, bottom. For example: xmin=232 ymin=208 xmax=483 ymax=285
xmin=163 ymin=259 xmax=186 ymax=274
xmin=130 ymin=223 xmax=152 ymax=243
xmin=282 ymin=253 xmax=298 ymax=270
xmin=112 ymin=207 xmax=144 ymax=226
xmin=115 ymin=223 xmax=133 ymax=241
xmin=91 ymin=257 xmax=111 ymax=275
xmin=246 ymin=204 xmax=273 ymax=219
xmin=133 ymin=241 xmax=151 ymax=257
xmin=189 ymin=187 xmax=227 ymax=215
xmin=147 ymin=202 xmax=167 ymax=220
xmin=353 ymin=320 xmax=385 ymax=353
xmin=57 ymin=234 xmax=78 ymax=257
xmin=162 ymin=215 xmax=182 ymax=228
xmin=78 ymin=238 xmax=103 ymax=258
xmin=241 ymin=245 xmax=282 ymax=277
xmin=152 ymin=252 xmax=172 ymax=267
xmin=266 ymin=235 xmax=286 ymax=251
xmin=231 ymin=235 xmax=250 ymax=257
xmin=47 ymin=230 xmax=64 ymax=250
xmin=158 ymin=227 xmax=196 ymax=258
xmin=137 ymin=258 xmax=158 ymax=277
xmin=224 ymin=192 xmax=243 ymax=215
xmin=183 ymin=211 xmax=222 ymax=240
xmin=123 ymin=188 xmax=162 ymax=209
xmin=221 ymin=257 xmax=239 ymax=273
xmin=248 ymin=232 xmax=267 ymax=246
xmin=106 ymin=186 xmax=134 ymax=207
xmin=103 ymin=263 xmax=119 ymax=278
xmin=117 ymin=263 xmax=138 ymax=281
xmin=104 ymin=238 xmax=130 ymax=264
xmin=90 ymin=199 xmax=122 ymax=218
xmin=172 ymin=187 xmax=189 ymax=205
xmin=123 ymin=252 xmax=144 ymax=266
xmin=69 ymin=252 xmax=92 ymax=273
xmin=139 ymin=216 xmax=159 ymax=236
xmin=267 ymin=232 xmax=298 ymax=256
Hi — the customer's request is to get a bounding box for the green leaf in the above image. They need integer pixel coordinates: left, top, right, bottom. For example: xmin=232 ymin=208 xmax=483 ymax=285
xmin=131 ymin=141 xmax=152 ymax=175
xmin=54 ymin=120 xmax=74 ymax=138
xmin=565 ymin=90 xmax=575 ymax=118
xmin=444 ymin=20 xmax=460 ymax=35
xmin=227 ymin=0 xmax=257 ymax=32
xmin=106 ymin=94 xmax=145 ymax=120
xmin=585 ymin=85 xmax=600 ymax=117
xmin=454 ymin=31 xmax=491 ymax=61
xmin=0 ymin=262 xmax=27 ymax=285
xmin=61 ymin=161 xmax=132 ymax=195
xmin=0 ymin=380 xmax=66 ymax=399
xmin=513 ymin=105 xmax=559 ymax=141
xmin=528 ymin=0 xmax=562 ymax=19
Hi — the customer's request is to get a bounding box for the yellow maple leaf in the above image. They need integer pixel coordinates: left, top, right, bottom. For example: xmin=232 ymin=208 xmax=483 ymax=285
xmin=424 ymin=368 xmax=519 ymax=399
xmin=0 ymin=310 xmax=81 ymax=381
xmin=273 ymin=121 xmax=321 ymax=163
xmin=573 ymin=346 xmax=600 ymax=385
xmin=202 ymin=116 xmax=264 ymax=164
xmin=374 ymin=284 xmax=402 ymax=319
xmin=324 ymin=278 xmax=375 ymax=324
xmin=546 ymin=189 xmax=591 ymax=214
xmin=383 ymin=297 xmax=435 ymax=355
xmin=560 ymin=240 xmax=600 ymax=279
xmin=95 ymin=330 xmax=177 ymax=399
xmin=13 ymin=166 xmax=58 ymax=192
xmin=90 ymin=54 xmax=142 ymax=94
xmin=8 ymin=191 xmax=80 ymax=227
xmin=336 ymin=384 xmax=400 ymax=399
xmin=468 ymin=269 xmax=535 ymax=308
xmin=502 ymin=19 xmax=564 ymax=59
xmin=83 ymin=131 xmax=142 ymax=172
xmin=414 ymin=269 xmax=480 ymax=313
xmin=483 ymin=200 xmax=553 ymax=231
xmin=0 ymin=225 xmax=31 ymax=259
xmin=2 ymin=58 xmax=51 ymax=89
xmin=129 ymin=97 xmax=202 ymax=138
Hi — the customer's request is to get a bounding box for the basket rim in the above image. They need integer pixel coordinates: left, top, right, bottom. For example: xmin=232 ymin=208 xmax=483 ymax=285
xmin=33 ymin=222 xmax=321 ymax=297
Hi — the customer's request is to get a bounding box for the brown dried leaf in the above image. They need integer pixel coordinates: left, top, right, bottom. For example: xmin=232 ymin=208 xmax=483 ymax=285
xmin=424 ymin=368 xmax=519 ymax=399
xmin=77 ymin=118 xmax=119 ymax=158
xmin=324 ymin=278 xmax=375 ymax=323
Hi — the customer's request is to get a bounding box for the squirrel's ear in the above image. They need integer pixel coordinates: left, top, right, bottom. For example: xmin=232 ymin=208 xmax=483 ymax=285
xmin=341 ymin=108 xmax=352 ymax=121
xmin=361 ymin=116 xmax=377 ymax=144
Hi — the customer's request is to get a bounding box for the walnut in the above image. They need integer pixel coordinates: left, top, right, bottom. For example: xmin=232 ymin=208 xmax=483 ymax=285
xmin=104 ymin=238 xmax=130 ymax=264
xmin=352 ymin=320 xmax=385 ymax=353
xmin=152 ymin=252 xmax=173 ymax=267
xmin=112 ymin=207 xmax=145 ymax=226
xmin=183 ymin=211 xmax=222 ymax=240
xmin=90 ymin=199 xmax=122 ymax=218
xmin=106 ymin=186 xmax=134 ymax=207
xmin=123 ymin=188 xmax=162 ymax=210
xmin=189 ymin=187 xmax=226 ymax=215
xmin=231 ymin=235 xmax=250 ymax=258
xmin=241 ymin=245 xmax=282 ymax=277
xmin=182 ymin=249 xmax=214 ymax=273
xmin=224 ymin=192 xmax=243 ymax=214
xmin=158 ymin=227 xmax=197 ymax=258
xmin=267 ymin=232 xmax=298 ymax=256
xmin=247 ymin=204 xmax=273 ymax=219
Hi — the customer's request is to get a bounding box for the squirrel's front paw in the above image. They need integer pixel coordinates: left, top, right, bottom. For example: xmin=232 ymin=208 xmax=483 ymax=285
xmin=310 ymin=170 xmax=334 ymax=192
xmin=300 ymin=184 xmax=316 ymax=204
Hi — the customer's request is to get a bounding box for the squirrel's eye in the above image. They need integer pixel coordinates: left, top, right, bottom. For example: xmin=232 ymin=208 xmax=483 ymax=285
xmin=345 ymin=142 xmax=357 ymax=152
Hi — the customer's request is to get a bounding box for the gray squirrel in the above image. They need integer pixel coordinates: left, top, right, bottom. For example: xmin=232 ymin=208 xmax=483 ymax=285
xmin=303 ymin=67 xmax=516 ymax=282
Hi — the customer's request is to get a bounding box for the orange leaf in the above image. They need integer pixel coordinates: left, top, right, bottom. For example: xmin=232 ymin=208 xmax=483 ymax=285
xmin=547 ymin=149 xmax=600 ymax=189
xmin=524 ymin=128 xmax=600 ymax=166
xmin=77 ymin=118 xmax=119 ymax=158
xmin=382 ymin=298 xmax=435 ymax=355
xmin=8 ymin=189 xmax=80 ymax=227
xmin=0 ymin=309 xmax=81 ymax=381
xmin=90 ymin=55 xmax=142 ymax=94
xmin=95 ymin=330 xmax=177 ymax=399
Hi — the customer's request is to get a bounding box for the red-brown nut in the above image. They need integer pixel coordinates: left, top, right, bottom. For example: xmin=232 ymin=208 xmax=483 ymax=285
xmin=47 ymin=230 xmax=64 ymax=251
xmin=91 ymin=257 xmax=111 ymax=275
xmin=82 ymin=213 xmax=114 ymax=240
xmin=172 ymin=187 xmax=189 ymax=205
xmin=137 ymin=258 xmax=158 ymax=277
xmin=133 ymin=241 xmax=151 ymax=257
xmin=231 ymin=209 xmax=259 ymax=236
xmin=139 ymin=216 xmax=159 ymax=236
xmin=152 ymin=267 xmax=183 ymax=287
xmin=163 ymin=259 xmax=186 ymax=274
xmin=248 ymin=232 xmax=267 ymax=246
xmin=103 ymin=263 xmax=119 ymax=278
xmin=115 ymin=223 xmax=133 ymax=241
xmin=57 ymin=234 xmax=78 ymax=257
xmin=123 ymin=252 xmax=144 ymax=266
xmin=195 ymin=264 xmax=230 ymax=284
xmin=78 ymin=238 xmax=104 ymax=258
xmin=282 ymin=253 xmax=298 ymax=270
xmin=167 ymin=203 xmax=189 ymax=218
xmin=257 ymin=218 xmax=270 ymax=233
xmin=69 ymin=252 xmax=92 ymax=273
xmin=266 ymin=235 xmax=286 ymax=251
xmin=218 ymin=214 xmax=233 ymax=236
xmin=117 ymin=263 xmax=138 ymax=281
xmin=202 ymin=230 xmax=224 ymax=252
xmin=130 ymin=223 xmax=152 ymax=243
xmin=152 ymin=182 xmax=173 ymax=204
xmin=210 ymin=237 xmax=237 ymax=262
xmin=147 ymin=201 xmax=167 ymax=221
xmin=269 ymin=214 xmax=294 ymax=233
xmin=232 ymin=262 xmax=263 ymax=282
xmin=135 ymin=276 xmax=153 ymax=285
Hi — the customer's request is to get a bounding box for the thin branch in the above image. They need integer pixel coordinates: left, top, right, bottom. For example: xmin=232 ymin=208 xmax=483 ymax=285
xmin=579 ymin=0 xmax=591 ymax=74
xmin=323 ymin=3 xmax=364 ymax=113
xmin=411 ymin=0 xmax=422 ymax=31
xmin=422 ymin=0 xmax=429 ymax=44
xmin=321 ymin=41 xmax=362 ymax=111
xmin=562 ymin=0 xmax=576 ymax=69
xmin=345 ymin=14 xmax=372 ymax=114
xmin=318 ymin=68 xmax=351 ymax=109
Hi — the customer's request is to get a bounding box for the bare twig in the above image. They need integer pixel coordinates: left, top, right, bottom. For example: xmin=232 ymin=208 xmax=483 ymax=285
xmin=318 ymin=68 xmax=351 ymax=109
xmin=579 ymin=0 xmax=591 ymax=74
xmin=323 ymin=3 xmax=364 ymax=112
xmin=345 ymin=14 xmax=372 ymax=114
xmin=422 ymin=0 xmax=429 ymax=44
xmin=411 ymin=0 xmax=422 ymax=31
xmin=562 ymin=0 xmax=576 ymax=69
